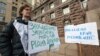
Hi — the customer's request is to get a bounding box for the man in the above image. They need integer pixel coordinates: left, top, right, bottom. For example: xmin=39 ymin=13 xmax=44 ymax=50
xmin=0 ymin=4 xmax=32 ymax=56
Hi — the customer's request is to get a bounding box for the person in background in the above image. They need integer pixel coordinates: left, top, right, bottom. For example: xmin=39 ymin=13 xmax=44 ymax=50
xmin=0 ymin=4 xmax=32 ymax=56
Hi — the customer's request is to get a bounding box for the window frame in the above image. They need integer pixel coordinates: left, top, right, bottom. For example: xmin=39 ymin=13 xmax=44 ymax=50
xmin=49 ymin=2 xmax=55 ymax=9
xmin=50 ymin=12 xmax=55 ymax=19
xmin=62 ymin=6 xmax=70 ymax=15
xmin=41 ymin=7 xmax=45 ymax=14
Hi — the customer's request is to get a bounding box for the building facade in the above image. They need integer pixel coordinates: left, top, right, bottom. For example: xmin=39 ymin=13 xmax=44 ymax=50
xmin=31 ymin=0 xmax=85 ymax=56
xmin=32 ymin=0 xmax=100 ymax=56
xmin=32 ymin=0 xmax=85 ymax=37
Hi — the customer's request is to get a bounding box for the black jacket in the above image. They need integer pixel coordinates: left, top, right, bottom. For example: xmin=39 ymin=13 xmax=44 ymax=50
xmin=0 ymin=17 xmax=29 ymax=56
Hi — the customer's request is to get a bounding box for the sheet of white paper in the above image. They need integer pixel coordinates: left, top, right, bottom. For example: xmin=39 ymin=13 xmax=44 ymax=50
xmin=64 ymin=22 xmax=99 ymax=46
xmin=28 ymin=21 xmax=60 ymax=54
xmin=13 ymin=20 xmax=28 ymax=53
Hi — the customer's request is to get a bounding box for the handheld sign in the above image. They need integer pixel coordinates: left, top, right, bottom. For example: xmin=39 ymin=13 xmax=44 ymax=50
xmin=64 ymin=22 xmax=99 ymax=46
xmin=28 ymin=21 xmax=60 ymax=54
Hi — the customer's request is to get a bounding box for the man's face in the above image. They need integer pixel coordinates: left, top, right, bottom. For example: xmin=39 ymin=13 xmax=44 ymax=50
xmin=22 ymin=7 xmax=31 ymax=17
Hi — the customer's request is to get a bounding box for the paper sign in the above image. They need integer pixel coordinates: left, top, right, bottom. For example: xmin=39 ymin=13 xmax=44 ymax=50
xmin=28 ymin=21 xmax=60 ymax=54
xmin=64 ymin=22 xmax=99 ymax=45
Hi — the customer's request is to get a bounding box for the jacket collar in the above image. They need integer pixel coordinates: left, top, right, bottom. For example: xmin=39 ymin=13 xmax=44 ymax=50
xmin=16 ymin=17 xmax=32 ymax=25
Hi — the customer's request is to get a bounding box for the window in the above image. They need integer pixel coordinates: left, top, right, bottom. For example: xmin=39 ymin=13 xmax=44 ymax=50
xmin=0 ymin=10 xmax=5 ymax=14
xmin=34 ymin=19 xmax=37 ymax=21
xmin=64 ymin=20 xmax=71 ymax=25
xmin=41 ymin=8 xmax=45 ymax=13
xmin=81 ymin=0 xmax=88 ymax=9
xmin=62 ymin=0 xmax=72 ymax=3
xmin=15 ymin=3 xmax=17 ymax=5
xmin=62 ymin=0 xmax=67 ymax=3
xmin=0 ymin=2 xmax=6 ymax=21
xmin=0 ymin=2 xmax=6 ymax=14
xmin=12 ymin=6 xmax=17 ymax=11
xmin=22 ymin=3 xmax=23 ymax=5
xmin=12 ymin=6 xmax=17 ymax=17
xmin=63 ymin=6 xmax=70 ymax=14
xmin=50 ymin=12 xmax=55 ymax=19
xmin=0 ymin=16 xmax=4 ymax=21
xmin=41 ymin=16 xmax=45 ymax=22
xmin=34 ymin=12 xmax=37 ymax=16
xmin=50 ymin=22 xmax=56 ymax=26
xmin=50 ymin=2 xmax=54 ymax=9
xmin=16 ymin=0 xmax=18 ymax=2
xmin=0 ymin=2 xmax=5 ymax=7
